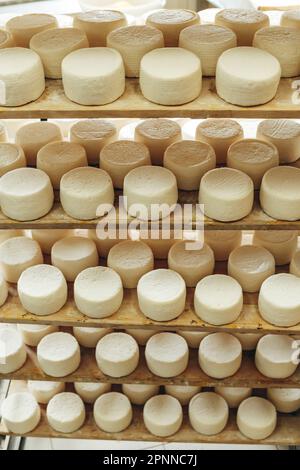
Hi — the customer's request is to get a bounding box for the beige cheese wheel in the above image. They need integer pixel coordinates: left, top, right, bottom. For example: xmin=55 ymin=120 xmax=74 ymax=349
xmin=177 ymin=330 xmax=208 ymax=349
xmin=0 ymin=168 xmax=54 ymax=222
xmin=165 ymin=385 xmax=201 ymax=406
xmin=6 ymin=13 xmax=57 ymax=47
xmin=145 ymin=333 xmax=189 ymax=378
xmin=73 ymin=327 xmax=112 ymax=349
xmin=234 ymin=333 xmax=264 ymax=351
xmin=237 ymin=397 xmax=277 ymax=440
xmin=0 ymin=327 xmax=27 ymax=374
xmin=189 ymin=392 xmax=229 ymax=436
xmin=15 ymin=121 xmax=63 ymax=167
xmin=107 ymin=25 xmax=164 ymax=78
xmin=144 ymin=395 xmax=183 ymax=437
xmin=100 ymin=140 xmax=151 ymax=189
xmin=179 ymin=24 xmax=237 ymax=76
xmin=215 ymin=9 xmax=269 ymax=46
xmin=122 ymin=384 xmax=160 ymax=406
xmin=281 ymin=10 xmax=300 ymax=30
xmin=0 ymin=273 xmax=8 ymax=306
xmin=0 ymin=48 xmax=45 ymax=107
xmin=255 ymin=334 xmax=297 ymax=379
xmin=96 ymin=332 xmax=139 ymax=378
xmin=62 ymin=48 xmax=125 ymax=106
xmin=146 ymin=9 xmax=200 ymax=47
xmin=94 ymin=392 xmax=132 ymax=433
xmin=199 ymin=333 xmax=242 ymax=379
xmin=1 ymin=392 xmax=41 ymax=435
xmin=30 ymin=229 xmax=72 ymax=255
xmin=0 ymin=143 xmax=26 ymax=177
xmin=18 ymin=324 xmax=58 ymax=347
xmin=205 ymin=230 xmax=242 ymax=261
xmin=216 ymin=47 xmax=281 ymax=107
xmin=37 ymin=332 xmax=81 ymax=378
xmin=253 ymin=230 xmax=298 ymax=266
xmin=73 ymin=10 xmax=127 ymax=46
xmin=125 ymin=329 xmax=157 ymax=346
xmin=290 ymin=251 xmax=300 ymax=277
xmin=47 ymin=393 xmax=85 ymax=433
xmin=267 ymin=388 xmax=300 ymax=414
xmin=254 ymin=27 xmax=300 ymax=78
xmin=0 ymin=236 xmax=43 ymax=283
xmin=70 ymin=120 xmax=117 ymax=165
xmin=0 ymin=121 xmax=7 ymax=142
xmin=215 ymin=387 xmax=252 ymax=408
xmin=30 ymin=28 xmax=89 ymax=79
xmin=164 ymin=140 xmax=216 ymax=191
xmin=28 ymin=381 xmax=65 ymax=404
xmin=0 ymin=29 xmax=15 ymax=49
xmin=74 ymin=382 xmax=111 ymax=404
xmin=257 ymin=119 xmax=300 ymax=164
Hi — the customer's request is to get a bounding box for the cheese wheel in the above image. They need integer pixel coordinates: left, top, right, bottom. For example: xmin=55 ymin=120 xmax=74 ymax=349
xmin=199 ymin=168 xmax=254 ymax=222
xmin=189 ymin=392 xmax=229 ymax=436
xmin=164 ymin=140 xmax=216 ymax=191
xmin=145 ymin=333 xmax=189 ymax=378
xmin=290 ymin=251 xmax=300 ymax=277
xmin=0 ymin=29 xmax=15 ymax=49
xmin=73 ymin=327 xmax=112 ymax=349
xmin=1 ymin=392 xmax=40 ymax=435
xmin=137 ymin=269 xmax=186 ymax=321
xmin=6 ymin=13 xmax=57 ymax=47
xmin=215 ymin=387 xmax=252 ymax=408
xmin=267 ymin=388 xmax=300 ymax=414
xmin=37 ymin=332 xmax=80 ymax=378
xmin=176 ymin=330 xmax=208 ymax=349
xmin=146 ymin=9 xmax=200 ymax=47
xmin=0 ymin=143 xmax=26 ymax=177
xmin=255 ymin=334 xmax=297 ymax=379
xmin=74 ymin=267 xmax=123 ymax=319
xmin=0 ymin=121 xmax=7 ymax=142
xmin=100 ymin=140 xmax=151 ymax=189
xmin=0 ymin=229 xmax=23 ymax=245
xmin=74 ymin=382 xmax=111 ymax=404
xmin=253 ymin=230 xmax=298 ymax=266
xmin=0 ymin=272 xmax=8 ymax=307
xmin=215 ymin=9 xmax=269 ymax=46
xmin=73 ymin=10 xmax=127 ymax=46
xmin=140 ymin=48 xmax=202 ymax=106
xmin=62 ymin=48 xmax=125 ymax=105
xmin=199 ymin=333 xmax=242 ymax=379
xmin=234 ymin=333 xmax=264 ymax=351
xmin=0 ymin=48 xmax=45 ymax=107
xmin=196 ymin=119 xmax=244 ymax=165
xmin=30 ymin=229 xmax=72 ymax=255
xmin=18 ymin=324 xmax=58 ymax=347
xmin=257 ymin=119 xmax=300 ymax=164
xmin=135 ymin=119 xmax=182 ymax=166
xmin=47 ymin=393 xmax=85 ymax=433
xmin=70 ymin=120 xmax=117 ymax=165
xmin=205 ymin=231 xmax=242 ymax=262
xmin=281 ymin=10 xmax=300 ymax=30
xmin=96 ymin=332 xmax=139 ymax=378
xmin=122 ymin=384 xmax=160 ymax=406
xmin=165 ymin=385 xmax=201 ymax=406
xmin=144 ymin=395 xmax=183 ymax=437
xmin=216 ymin=47 xmax=281 ymax=107
xmin=60 ymin=167 xmax=114 ymax=221
xmin=237 ymin=397 xmax=277 ymax=440
xmin=124 ymin=329 xmax=157 ymax=346
xmin=0 ymin=168 xmax=54 ymax=222
xmin=94 ymin=392 xmax=132 ymax=433
xmin=0 ymin=327 xmax=26 ymax=374
xmin=228 ymin=245 xmax=275 ymax=293
xmin=0 ymin=236 xmax=43 ymax=283
xmin=179 ymin=24 xmax=237 ymax=76
xmin=27 ymin=381 xmax=65 ymax=404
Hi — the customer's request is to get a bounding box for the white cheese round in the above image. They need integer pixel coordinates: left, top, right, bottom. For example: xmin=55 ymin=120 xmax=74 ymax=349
xmin=30 ymin=229 xmax=72 ymax=255
xmin=205 ymin=230 xmax=242 ymax=261
xmin=73 ymin=10 xmax=127 ymax=46
xmin=47 ymin=392 xmax=85 ymax=433
xmin=281 ymin=10 xmax=300 ymax=29
xmin=234 ymin=333 xmax=264 ymax=351
xmin=18 ymin=324 xmax=58 ymax=347
xmin=237 ymin=397 xmax=277 ymax=440
xmin=1 ymin=392 xmax=40 ymax=434
xmin=267 ymin=388 xmax=300 ymax=414
xmin=94 ymin=392 xmax=132 ymax=433
xmin=0 ymin=327 xmax=27 ymax=374
xmin=199 ymin=333 xmax=242 ymax=379
xmin=215 ymin=9 xmax=269 ymax=46
xmin=189 ymin=392 xmax=229 ymax=435
xmin=215 ymin=387 xmax=252 ymax=408
xmin=37 ymin=332 xmax=81 ymax=378
xmin=257 ymin=119 xmax=300 ymax=164
xmin=144 ymin=394 xmax=183 ymax=437
xmin=0 ymin=273 xmax=8 ymax=307
xmin=124 ymin=329 xmax=157 ymax=346
xmin=0 ymin=143 xmax=26 ymax=177
xmin=145 ymin=333 xmax=189 ymax=378
xmin=6 ymin=13 xmax=57 ymax=47
xmin=96 ymin=332 xmax=139 ymax=378
xmin=165 ymin=385 xmax=201 ymax=406
xmin=73 ymin=327 xmax=112 ymax=349
xmin=74 ymin=382 xmax=111 ymax=404
xmin=253 ymin=230 xmax=298 ymax=266
xmin=28 ymin=380 xmax=65 ymax=404
xmin=0 ymin=29 xmax=14 ymax=48
xmin=122 ymin=384 xmax=160 ymax=405
xmin=255 ymin=334 xmax=297 ymax=379
xmin=176 ymin=330 xmax=208 ymax=349
xmin=290 ymin=251 xmax=300 ymax=277
xmin=0 ymin=236 xmax=43 ymax=283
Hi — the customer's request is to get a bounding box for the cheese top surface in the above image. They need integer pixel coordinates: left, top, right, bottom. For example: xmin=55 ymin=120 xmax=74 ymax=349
xmin=62 ymin=48 xmax=123 ymax=78
xmin=125 ymin=166 xmax=176 ymax=197
xmin=2 ymin=392 xmax=38 ymax=422
xmin=198 ymin=119 xmax=243 ymax=139
xmin=16 ymin=121 xmax=62 ymax=144
xmin=260 ymin=273 xmax=300 ymax=309
xmin=258 ymin=120 xmax=300 ymax=140
xmin=18 ymin=265 xmax=65 ymax=297
xmin=47 ymin=393 xmax=84 ymax=421
xmin=0 ymin=48 xmax=42 ymax=77
xmin=217 ymin=9 xmax=268 ymax=24
xmin=75 ymin=267 xmax=122 ymax=302
xmin=0 ymin=168 xmax=50 ymax=197
xmin=141 ymin=48 xmax=201 ymax=80
xmin=71 ymin=120 xmax=116 ymax=141
xmin=136 ymin=119 xmax=181 ymax=140
xmin=108 ymin=25 xmax=163 ymax=45
xmin=52 ymin=237 xmax=96 ymax=261
xmin=148 ymin=9 xmax=197 ymax=24
xmin=97 ymin=333 xmax=138 ymax=362
xmin=229 ymin=139 xmax=278 ymax=164
xmin=146 ymin=333 xmax=188 ymax=362
xmin=190 ymin=392 xmax=228 ymax=425
xmin=144 ymin=395 xmax=182 ymax=424
xmin=262 ymin=166 xmax=300 ymax=199
xmin=165 ymin=140 xmax=215 ymax=167
xmin=196 ymin=275 xmax=242 ymax=309
xmin=108 ymin=241 xmax=153 ymax=269
xmin=169 ymin=241 xmax=214 ymax=268
xmin=258 ymin=335 xmax=295 ymax=362
xmin=201 ymin=168 xmax=253 ymax=199
xmin=61 ymin=168 xmax=112 ymax=195
xmin=0 ymin=144 xmax=22 ymax=166
xmin=180 ymin=24 xmax=236 ymax=43
xmin=7 ymin=13 xmax=56 ymax=29
xmin=229 ymin=245 xmax=274 ymax=274
xmin=0 ymin=328 xmax=23 ymax=356
xmin=201 ymin=333 xmax=242 ymax=363
xmin=76 ymin=10 xmax=125 ymax=23
xmin=138 ymin=269 xmax=185 ymax=303
xmin=238 ymin=397 xmax=276 ymax=427
xmin=38 ymin=333 xmax=78 ymax=361
xmin=101 ymin=140 xmax=150 ymax=165
xmin=255 ymin=26 xmax=300 ymax=44
xmin=30 ymin=27 xmax=87 ymax=50
xmin=94 ymin=392 xmax=131 ymax=420
xmin=0 ymin=236 xmax=41 ymax=264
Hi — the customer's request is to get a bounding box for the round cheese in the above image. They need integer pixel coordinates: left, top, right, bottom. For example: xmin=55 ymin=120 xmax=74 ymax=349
xmin=37 ymin=332 xmax=80 ymax=378
xmin=18 ymin=324 xmax=58 ymax=347
xmin=96 ymin=332 xmax=139 ymax=378
xmin=74 ymin=267 xmax=123 ymax=319
xmin=62 ymin=47 xmax=125 ymax=105
xmin=0 ymin=121 xmax=7 ymax=142
xmin=189 ymin=392 xmax=229 ymax=435
xmin=281 ymin=10 xmax=300 ymax=30
xmin=205 ymin=230 xmax=242 ymax=261
xmin=0 ymin=327 xmax=27 ymax=374
xmin=215 ymin=387 xmax=252 ymax=408
xmin=1 ymin=392 xmax=40 ymax=435
xmin=290 ymin=251 xmax=300 ymax=277
xmin=100 ymin=140 xmax=151 ymax=189
xmin=122 ymin=384 xmax=160 ymax=405
xmin=94 ymin=392 xmax=132 ymax=433
xmin=0 ymin=29 xmax=15 ymax=49
xmin=0 ymin=143 xmax=26 ymax=177
xmin=0 ymin=273 xmax=8 ymax=307
xmin=30 ymin=229 xmax=72 ymax=255
xmin=144 ymin=394 xmax=183 ymax=437
xmin=73 ymin=10 xmax=127 ymax=46
xmin=215 ymin=9 xmax=269 ymax=46
xmin=6 ymin=13 xmax=57 ymax=47
xmin=74 ymin=382 xmax=111 ymax=404
xmin=216 ymin=47 xmax=281 ymax=107
xmin=267 ymin=388 xmax=300 ymax=414
xmin=0 ymin=48 xmax=45 ymax=107
xmin=199 ymin=168 xmax=254 ymax=222
xmin=60 ymin=167 xmax=114 ymax=220
xmin=255 ymin=334 xmax=297 ymax=379
xmin=140 ymin=48 xmax=202 ymax=105
xmin=47 ymin=392 xmax=85 ymax=433
xmin=199 ymin=333 xmax=242 ymax=379
xmin=0 ymin=229 xmax=24 ymax=245
xmin=165 ymin=385 xmax=201 ymax=406
xmin=28 ymin=381 xmax=65 ymax=404
xmin=176 ymin=330 xmax=208 ymax=349
xmin=137 ymin=269 xmax=186 ymax=321
xmin=0 ymin=236 xmax=43 ymax=283
xmin=237 ymin=397 xmax=277 ymax=440
xmin=18 ymin=265 xmax=67 ymax=316
xmin=73 ymin=327 xmax=112 ymax=349
xmin=257 ymin=119 xmax=300 ymax=164
xmin=145 ymin=333 xmax=189 ymax=378
xmin=253 ymin=230 xmax=298 ymax=266
xmin=234 ymin=333 xmax=264 ymax=351
xmin=124 ymin=329 xmax=157 ymax=346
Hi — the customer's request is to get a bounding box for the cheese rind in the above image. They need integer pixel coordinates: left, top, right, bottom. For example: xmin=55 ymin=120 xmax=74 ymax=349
xmin=94 ymin=392 xmax=132 ymax=433
xmin=257 ymin=119 xmax=300 ymax=164
xmin=143 ymin=395 xmax=183 ymax=437
xmin=215 ymin=9 xmax=269 ymax=46
xmin=145 ymin=333 xmax=189 ymax=378
xmin=290 ymin=251 xmax=300 ymax=277
xmin=0 ymin=327 xmax=27 ymax=374
xmin=18 ymin=324 xmax=58 ymax=347
xmin=37 ymin=332 xmax=81 ymax=378
xmin=0 ymin=121 xmax=7 ymax=142
xmin=47 ymin=392 xmax=85 ymax=433
xmin=30 ymin=229 xmax=72 ymax=255
xmin=205 ymin=230 xmax=242 ymax=261
xmin=0 ymin=29 xmax=15 ymax=49
xmin=255 ymin=334 xmax=297 ymax=379
xmin=237 ymin=397 xmax=277 ymax=440
xmin=281 ymin=10 xmax=300 ymax=30
xmin=74 ymin=382 xmax=111 ymax=404
xmin=28 ymin=381 xmax=65 ymax=404
xmin=215 ymin=387 xmax=252 ymax=408
xmin=122 ymin=384 xmax=160 ymax=405
xmin=267 ymin=388 xmax=300 ymax=413
xmin=6 ymin=13 xmax=57 ymax=47
xmin=73 ymin=327 xmax=112 ymax=348
xmin=0 ymin=273 xmax=8 ymax=307
xmin=0 ymin=236 xmax=43 ymax=283
xmin=73 ymin=10 xmax=127 ymax=46
xmin=253 ymin=230 xmax=298 ymax=266
xmin=0 ymin=143 xmax=26 ymax=177
xmin=146 ymin=9 xmax=200 ymax=46
xmin=1 ymin=392 xmax=41 ymax=435
xmin=189 ymin=392 xmax=229 ymax=436
xmin=165 ymin=385 xmax=201 ymax=406
xmin=96 ymin=332 xmax=139 ymax=378
xmin=234 ymin=333 xmax=264 ymax=351
xmin=199 ymin=333 xmax=242 ymax=379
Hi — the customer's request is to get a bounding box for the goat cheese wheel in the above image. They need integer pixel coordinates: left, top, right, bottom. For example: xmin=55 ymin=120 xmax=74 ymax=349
xmin=47 ymin=393 xmax=85 ymax=433
xmin=30 ymin=229 xmax=72 ymax=255
xmin=94 ymin=392 xmax=132 ymax=433
xmin=199 ymin=168 xmax=254 ymax=222
xmin=122 ymin=384 xmax=160 ymax=406
xmin=199 ymin=333 xmax=242 ymax=379
xmin=28 ymin=381 xmax=65 ymax=404
xmin=257 ymin=119 xmax=300 ymax=164
xmin=177 ymin=331 xmax=208 ymax=349
xmin=100 ymin=140 xmax=151 ymax=189
xmin=6 ymin=13 xmax=57 ymax=47
xmin=165 ymin=385 xmax=201 ymax=406
xmin=137 ymin=269 xmax=186 ymax=321
xmin=189 ymin=392 xmax=229 ymax=436
xmin=0 ymin=273 xmax=8 ymax=307
xmin=60 ymin=167 xmax=114 ymax=220
xmin=73 ymin=327 xmax=112 ymax=349
xmin=164 ymin=140 xmax=216 ymax=191
xmin=140 ymin=48 xmax=202 ymax=105
xmin=74 ymin=267 xmax=123 ymax=319
xmin=0 ymin=327 xmax=27 ymax=374
xmin=215 ymin=387 xmax=252 ymax=408
xmin=267 ymin=388 xmax=300 ymax=414
xmin=124 ymin=329 xmax=157 ymax=346
xmin=0 ymin=29 xmax=15 ymax=49
xmin=73 ymin=10 xmax=127 ymax=46
xmin=145 ymin=333 xmax=189 ymax=378
xmin=62 ymin=48 xmax=125 ymax=105
xmin=205 ymin=230 xmax=242 ymax=261
xmin=216 ymin=47 xmax=281 ymax=107
xmin=1 ymin=392 xmax=41 ymax=435
xmin=37 ymin=332 xmax=80 ymax=378
xmin=18 ymin=265 xmax=67 ymax=316
xmin=18 ymin=324 xmax=58 ymax=347
xmin=74 ymin=382 xmax=111 ymax=404
xmin=96 ymin=332 xmax=139 ymax=378
xmin=0 ymin=48 xmax=45 ymax=107
xmin=15 ymin=121 xmax=63 ymax=167
xmin=144 ymin=396 xmax=182 ymax=440
xmin=290 ymin=251 xmax=300 ymax=277
xmin=0 ymin=236 xmax=43 ymax=283
xmin=0 ymin=168 xmax=54 ymax=222
xmin=237 ymin=397 xmax=277 ymax=440
xmin=215 ymin=9 xmax=269 ymax=46
xmin=70 ymin=120 xmax=117 ymax=165
xmin=255 ymin=334 xmax=297 ymax=379
xmin=253 ymin=230 xmax=298 ymax=266
xmin=0 ymin=143 xmax=26 ymax=177
xmin=234 ymin=333 xmax=264 ymax=351
xmin=281 ymin=10 xmax=300 ymax=30
xmin=124 ymin=166 xmax=178 ymax=221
